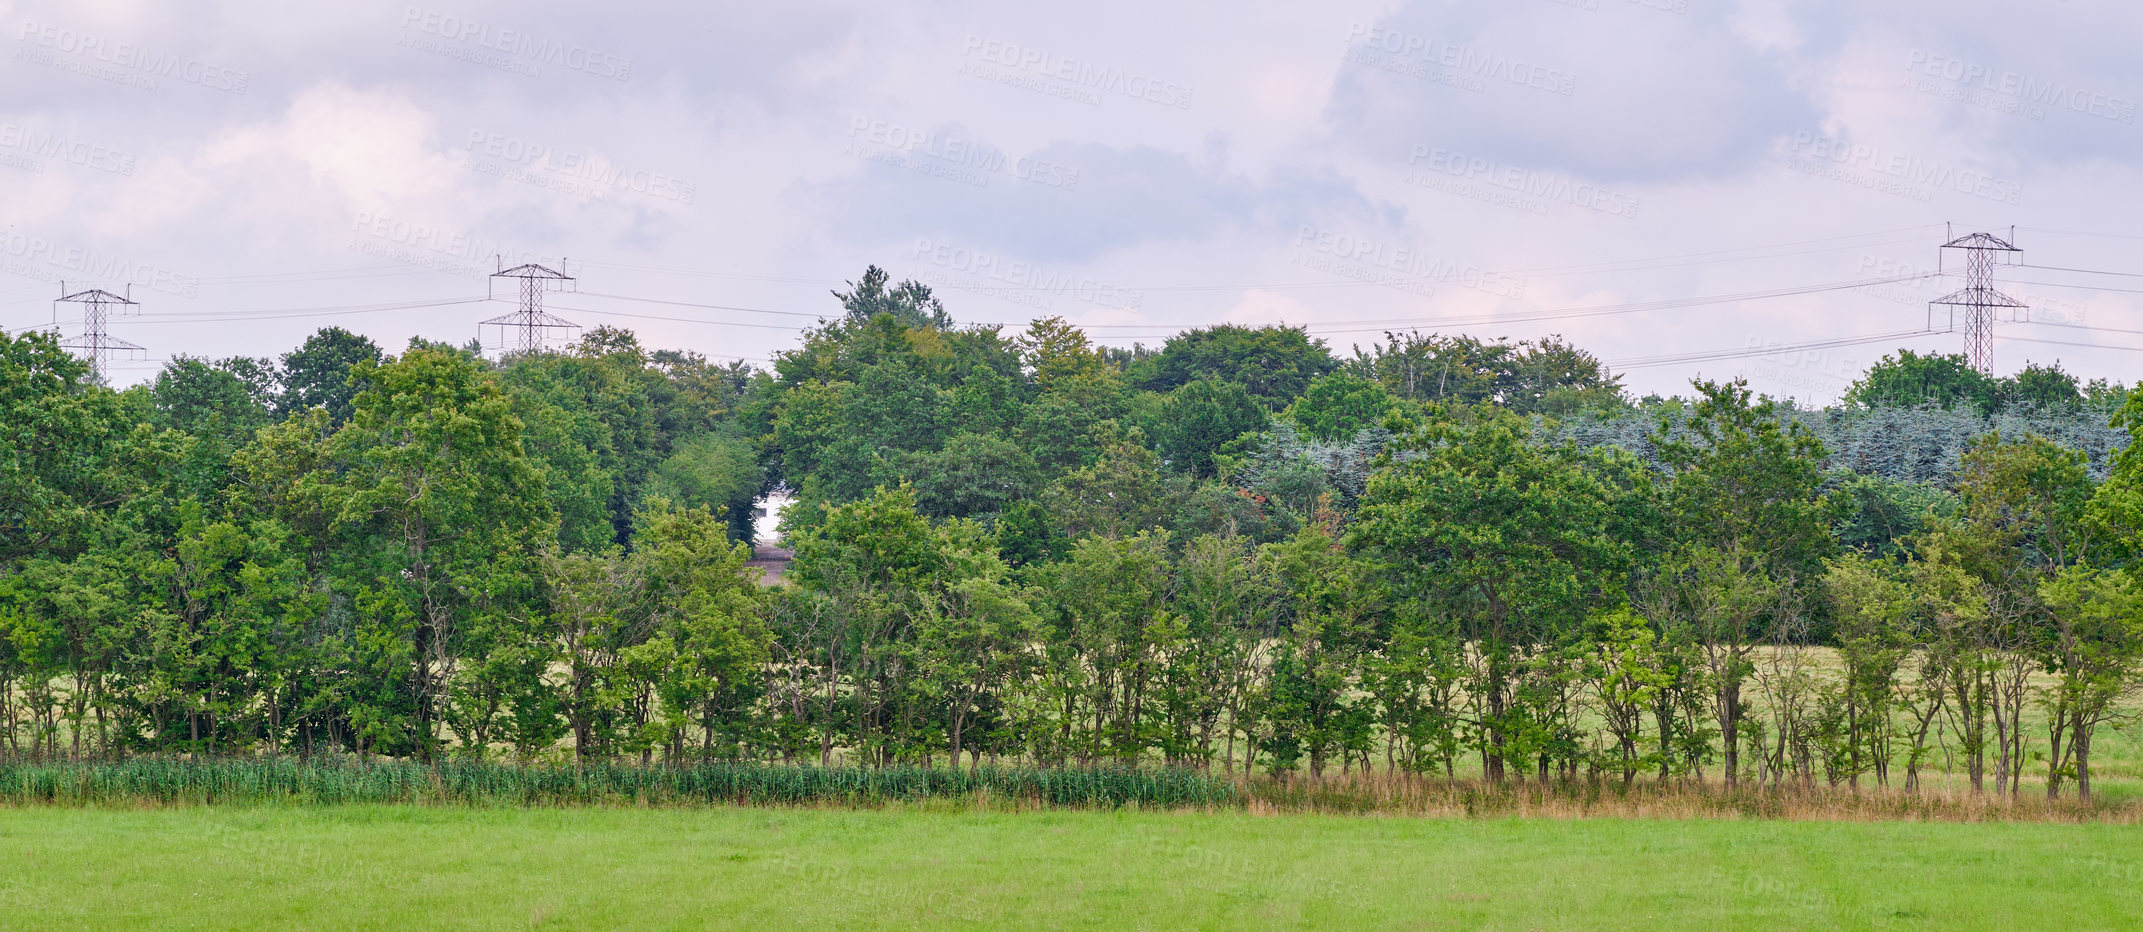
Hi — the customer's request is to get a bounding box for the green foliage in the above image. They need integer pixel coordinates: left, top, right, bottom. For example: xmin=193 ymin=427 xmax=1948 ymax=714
xmin=1150 ymin=378 xmax=1268 ymax=479
xmin=1846 ymin=352 xmax=2086 ymax=418
xmin=1137 ymin=324 xmax=1337 ymax=405
xmin=1018 ymin=373 xmax=1128 ymax=477
xmin=1657 ymin=379 xmax=1839 ymax=575
xmin=1346 ymin=331 xmax=1623 ymax=413
xmin=1041 ymin=436 xmax=1183 ymax=540
xmin=1351 ymin=407 xmax=1641 ymax=780
xmin=1283 ymin=372 xmax=1402 ymax=442
xmin=831 ymin=265 xmax=952 ymax=329
xmin=1831 ymin=473 xmax=1954 ymax=559
xmin=2088 ymin=386 xmax=2143 ymax=562
xmin=321 ymin=346 xmax=559 ymax=758
xmin=900 ymin=432 xmax=1041 ymax=520
xmin=2011 ymin=361 xmax=2084 ymax=410
xmin=1844 ymin=350 xmax=1998 ymax=414
xmin=0 ymin=331 xmax=140 ymax=565
xmin=646 ymin=430 xmax=765 ymax=541
xmin=276 ymin=327 xmax=382 ymax=424
xmin=1016 ymin=316 xmax=1107 ymax=389
xmin=993 ymin=500 xmax=1066 ymax=568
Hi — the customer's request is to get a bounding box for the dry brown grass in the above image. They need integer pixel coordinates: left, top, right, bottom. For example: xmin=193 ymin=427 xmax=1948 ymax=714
xmin=1238 ymin=770 xmax=2143 ymax=823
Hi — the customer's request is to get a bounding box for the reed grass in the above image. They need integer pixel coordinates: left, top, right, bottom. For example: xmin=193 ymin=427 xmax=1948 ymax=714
xmin=0 ymin=758 xmax=1238 ymax=809
xmin=10 ymin=758 xmax=2138 ymax=822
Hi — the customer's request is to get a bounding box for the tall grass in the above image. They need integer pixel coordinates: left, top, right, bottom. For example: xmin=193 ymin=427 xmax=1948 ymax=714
xmin=0 ymin=758 xmax=1238 ymax=809
xmin=13 ymin=759 xmax=2135 ymax=821
xmin=1239 ymin=770 xmax=2143 ymax=823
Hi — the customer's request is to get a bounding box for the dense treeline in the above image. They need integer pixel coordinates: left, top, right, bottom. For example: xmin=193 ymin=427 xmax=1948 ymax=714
xmin=4 ymin=266 xmax=2142 ymax=802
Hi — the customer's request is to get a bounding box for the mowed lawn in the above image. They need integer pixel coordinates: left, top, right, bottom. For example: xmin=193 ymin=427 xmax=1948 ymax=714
xmin=1 ymin=805 xmax=2138 ymax=930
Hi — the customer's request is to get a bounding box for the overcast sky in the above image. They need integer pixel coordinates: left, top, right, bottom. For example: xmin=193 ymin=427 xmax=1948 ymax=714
xmin=2 ymin=0 xmax=2139 ymax=401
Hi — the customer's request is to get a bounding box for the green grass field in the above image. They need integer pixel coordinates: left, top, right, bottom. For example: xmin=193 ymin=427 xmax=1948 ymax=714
xmin=3 ymin=805 xmax=2138 ymax=930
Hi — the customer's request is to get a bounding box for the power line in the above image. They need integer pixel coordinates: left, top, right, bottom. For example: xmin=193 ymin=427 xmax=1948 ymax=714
xmin=576 ymin=291 xmax=832 ymax=321
xmin=130 ymin=297 xmax=491 ymax=324
xmin=2001 ymin=333 xmax=2143 ymax=353
xmin=2017 ymin=226 xmax=2143 ymax=242
xmin=1995 ymin=277 xmax=2143 ymax=298
xmin=575 ymin=223 xmax=1943 ymax=292
xmin=569 ymin=269 xmax=1951 ymax=343
xmin=547 ymin=301 xmax=821 ymax=332
xmin=1076 ymin=270 xmax=1950 ymax=336
xmin=1606 ymin=328 xmax=1944 ymax=371
xmin=2017 ymin=263 xmax=2143 ymax=280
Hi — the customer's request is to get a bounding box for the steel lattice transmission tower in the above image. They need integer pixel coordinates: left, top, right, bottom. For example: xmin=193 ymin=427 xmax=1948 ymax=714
xmin=55 ymin=283 xmax=146 ymax=382
xmin=1929 ymin=226 xmax=2026 ymax=376
xmin=481 ymin=258 xmax=579 ymax=356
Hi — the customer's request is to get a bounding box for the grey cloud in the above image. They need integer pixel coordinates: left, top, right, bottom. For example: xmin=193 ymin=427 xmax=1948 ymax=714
xmin=1320 ymin=0 xmax=1812 ymax=184
xmin=807 ymin=130 xmax=1391 ymax=263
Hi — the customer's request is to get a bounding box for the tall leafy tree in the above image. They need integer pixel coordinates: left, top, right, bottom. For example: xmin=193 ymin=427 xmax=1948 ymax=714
xmin=1138 ymin=324 xmax=1337 ymax=405
xmin=1647 ymin=380 xmax=1837 ymax=788
xmin=1149 ymin=378 xmax=1268 ymax=479
xmin=1035 ymin=530 xmax=1178 ymax=765
xmin=1283 ymin=372 xmax=1402 ymax=442
xmin=634 ymin=503 xmax=770 ymax=761
xmin=1261 ymin=526 xmax=1382 ymax=776
xmin=323 ymin=346 xmax=556 ymax=758
xmin=276 ymin=327 xmax=382 ymax=424
xmin=1352 ymin=407 xmax=1637 ymax=781
xmin=148 ymin=356 xmax=275 ymax=499
xmin=1346 ymin=331 xmax=1622 ymax=413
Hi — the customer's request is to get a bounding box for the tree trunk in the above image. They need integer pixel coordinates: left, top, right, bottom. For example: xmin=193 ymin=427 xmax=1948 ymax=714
xmin=2076 ymin=728 xmax=2093 ymax=803
xmin=1719 ymin=680 xmax=1741 ymax=790
xmin=1483 ymin=653 xmax=1507 ymax=783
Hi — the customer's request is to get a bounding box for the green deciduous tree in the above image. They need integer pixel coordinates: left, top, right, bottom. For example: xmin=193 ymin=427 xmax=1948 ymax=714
xmin=323 ymin=346 xmax=556 ymax=759
xmin=1352 ymin=407 xmax=1636 ymax=782
xmin=1138 ymin=324 xmax=1336 ymax=405
xmin=1647 ymin=380 xmax=1836 ymax=788
xmin=1150 ymin=378 xmax=1268 ymax=479
xmin=276 ymin=327 xmax=382 ymax=425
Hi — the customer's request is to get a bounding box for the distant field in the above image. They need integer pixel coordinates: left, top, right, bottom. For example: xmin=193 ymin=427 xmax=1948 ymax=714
xmin=3 ymin=805 xmax=2139 ymax=930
